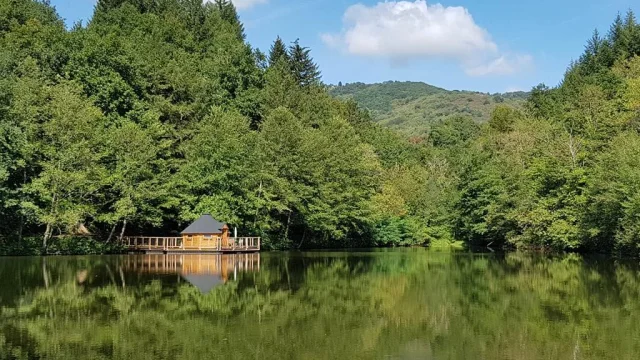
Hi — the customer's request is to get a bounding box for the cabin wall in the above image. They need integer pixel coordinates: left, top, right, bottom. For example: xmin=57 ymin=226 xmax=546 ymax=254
xmin=182 ymin=234 xmax=222 ymax=249
xmin=181 ymin=228 xmax=231 ymax=249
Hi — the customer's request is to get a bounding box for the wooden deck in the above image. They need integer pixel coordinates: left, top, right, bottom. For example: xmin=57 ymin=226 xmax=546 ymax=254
xmin=122 ymin=253 xmax=260 ymax=277
xmin=123 ymin=236 xmax=261 ymax=253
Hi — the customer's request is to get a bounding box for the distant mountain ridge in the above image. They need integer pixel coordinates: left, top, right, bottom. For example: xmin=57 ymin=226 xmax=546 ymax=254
xmin=329 ymin=81 xmax=529 ymax=136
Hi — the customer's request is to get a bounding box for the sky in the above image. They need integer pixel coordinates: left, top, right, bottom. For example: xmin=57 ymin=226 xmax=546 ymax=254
xmin=51 ymin=0 xmax=640 ymax=93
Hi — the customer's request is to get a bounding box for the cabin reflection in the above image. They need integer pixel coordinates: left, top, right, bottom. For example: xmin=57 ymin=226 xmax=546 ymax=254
xmin=122 ymin=253 xmax=260 ymax=293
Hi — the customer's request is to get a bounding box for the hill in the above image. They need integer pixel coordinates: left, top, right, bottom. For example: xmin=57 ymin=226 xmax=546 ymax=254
xmin=329 ymin=81 xmax=529 ymax=136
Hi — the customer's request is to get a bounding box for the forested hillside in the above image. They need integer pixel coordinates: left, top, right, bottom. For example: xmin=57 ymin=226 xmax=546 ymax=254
xmin=330 ymin=81 xmax=528 ymax=137
xmin=0 ymin=0 xmax=447 ymax=254
xmin=453 ymin=12 xmax=640 ymax=255
xmin=2 ymin=1 xmax=640 ymax=257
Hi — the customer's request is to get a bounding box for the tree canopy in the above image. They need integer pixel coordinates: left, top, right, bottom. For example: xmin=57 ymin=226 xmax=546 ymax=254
xmin=2 ymin=1 xmax=640 ymax=257
xmin=0 ymin=0 xmax=438 ymax=253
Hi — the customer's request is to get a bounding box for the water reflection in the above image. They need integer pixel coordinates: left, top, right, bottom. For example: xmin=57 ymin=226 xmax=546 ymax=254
xmin=121 ymin=254 xmax=261 ymax=293
xmin=1 ymin=251 xmax=639 ymax=360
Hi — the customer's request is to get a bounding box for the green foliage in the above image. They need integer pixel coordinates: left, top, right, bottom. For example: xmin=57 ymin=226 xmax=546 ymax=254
xmin=429 ymin=116 xmax=480 ymax=148
xmin=4 ymin=1 xmax=640 ymax=256
xmin=0 ymin=0 xmax=437 ymax=253
xmin=330 ymin=81 xmax=528 ymax=136
xmin=288 ymin=39 xmax=321 ymax=87
xmin=268 ymin=36 xmax=288 ymax=67
xmin=0 ymin=236 xmax=123 ymax=256
xmin=488 ymin=105 xmax=523 ymax=133
xmin=330 ymin=81 xmax=447 ymax=115
xmin=451 ymin=12 xmax=640 ymax=256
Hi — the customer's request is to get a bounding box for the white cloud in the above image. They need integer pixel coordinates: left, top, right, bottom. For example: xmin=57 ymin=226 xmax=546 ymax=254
xmin=322 ymin=1 xmax=532 ymax=77
xmin=464 ymin=54 xmax=534 ymax=77
xmin=320 ymin=33 xmax=342 ymax=48
xmin=205 ymin=0 xmax=268 ymax=10
xmin=505 ymin=86 xmax=525 ymax=93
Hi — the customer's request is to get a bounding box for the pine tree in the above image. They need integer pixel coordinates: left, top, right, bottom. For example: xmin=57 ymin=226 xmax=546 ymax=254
xmin=214 ymin=0 xmax=245 ymax=39
xmin=95 ymin=0 xmax=155 ymax=14
xmin=629 ymin=11 xmax=640 ymax=56
xmin=581 ymin=29 xmax=604 ymax=72
xmin=621 ymin=10 xmax=640 ymax=58
xmin=608 ymin=14 xmax=628 ymax=62
xmin=95 ymin=0 xmax=126 ymax=13
xmin=586 ymin=29 xmax=602 ymax=55
xmin=288 ymin=39 xmax=321 ymax=87
xmin=268 ymin=36 xmax=289 ymax=67
xmin=609 ymin=14 xmax=624 ymax=44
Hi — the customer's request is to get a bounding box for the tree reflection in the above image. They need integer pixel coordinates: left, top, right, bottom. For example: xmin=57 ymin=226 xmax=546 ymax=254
xmin=1 ymin=251 xmax=639 ymax=359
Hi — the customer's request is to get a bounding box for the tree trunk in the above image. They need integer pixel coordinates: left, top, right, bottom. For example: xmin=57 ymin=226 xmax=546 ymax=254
xmin=284 ymin=211 xmax=292 ymax=241
xmin=565 ymin=124 xmax=578 ymax=168
xmin=253 ymin=180 xmax=264 ymax=228
xmin=42 ymin=258 xmax=49 ymax=289
xmin=118 ymin=220 xmax=128 ymax=241
xmin=298 ymin=227 xmax=307 ymax=249
xmin=119 ymin=266 xmax=126 ymax=288
xmin=106 ymin=221 xmax=119 ymax=243
xmin=18 ymin=168 xmax=26 ymax=244
xmin=43 ymin=223 xmax=52 ymax=254
xmin=43 ymin=193 xmax=57 ymax=254
xmin=18 ymin=213 xmax=24 ymax=244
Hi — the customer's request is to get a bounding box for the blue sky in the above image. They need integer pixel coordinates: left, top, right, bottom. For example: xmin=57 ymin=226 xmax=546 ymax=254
xmin=51 ymin=0 xmax=640 ymax=93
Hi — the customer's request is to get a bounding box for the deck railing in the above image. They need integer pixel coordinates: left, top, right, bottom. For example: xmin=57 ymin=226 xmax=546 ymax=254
xmin=122 ymin=236 xmax=261 ymax=252
xmin=121 ymin=253 xmax=261 ymax=276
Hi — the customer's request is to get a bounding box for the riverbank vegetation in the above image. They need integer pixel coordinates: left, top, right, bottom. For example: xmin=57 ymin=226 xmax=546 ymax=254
xmin=0 ymin=0 xmax=447 ymax=253
xmin=1 ymin=1 xmax=640 ymax=256
xmin=453 ymin=13 xmax=640 ymax=256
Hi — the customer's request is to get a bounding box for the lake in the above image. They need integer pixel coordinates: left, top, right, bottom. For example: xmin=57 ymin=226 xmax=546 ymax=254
xmin=0 ymin=249 xmax=639 ymax=359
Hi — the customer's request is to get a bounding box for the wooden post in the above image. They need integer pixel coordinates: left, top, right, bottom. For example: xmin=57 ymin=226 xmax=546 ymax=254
xmin=222 ymin=225 xmax=229 ymax=251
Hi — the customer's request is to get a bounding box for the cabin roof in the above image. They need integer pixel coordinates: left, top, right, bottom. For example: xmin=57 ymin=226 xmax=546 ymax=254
xmin=181 ymin=214 xmax=226 ymax=235
xmin=181 ymin=274 xmax=224 ymax=294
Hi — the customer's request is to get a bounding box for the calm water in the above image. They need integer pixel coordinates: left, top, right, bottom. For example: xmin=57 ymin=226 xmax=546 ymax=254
xmin=1 ymin=249 xmax=639 ymax=360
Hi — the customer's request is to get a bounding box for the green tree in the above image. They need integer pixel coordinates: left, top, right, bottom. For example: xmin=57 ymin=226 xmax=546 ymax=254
xmin=268 ymin=36 xmax=289 ymax=67
xmin=25 ymin=82 xmax=108 ymax=251
xmin=288 ymin=39 xmax=321 ymax=87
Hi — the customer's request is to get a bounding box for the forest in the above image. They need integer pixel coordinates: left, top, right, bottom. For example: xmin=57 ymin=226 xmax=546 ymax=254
xmin=330 ymin=81 xmax=528 ymax=137
xmin=1 ymin=0 xmax=640 ymax=256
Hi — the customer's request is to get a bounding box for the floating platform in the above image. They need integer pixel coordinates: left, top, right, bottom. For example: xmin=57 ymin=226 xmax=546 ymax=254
xmin=123 ymin=236 xmax=261 ymax=254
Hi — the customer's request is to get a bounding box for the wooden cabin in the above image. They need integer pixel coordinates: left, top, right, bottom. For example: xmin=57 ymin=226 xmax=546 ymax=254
xmin=122 ymin=214 xmax=261 ymax=253
xmin=181 ymin=214 xmax=229 ymax=249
